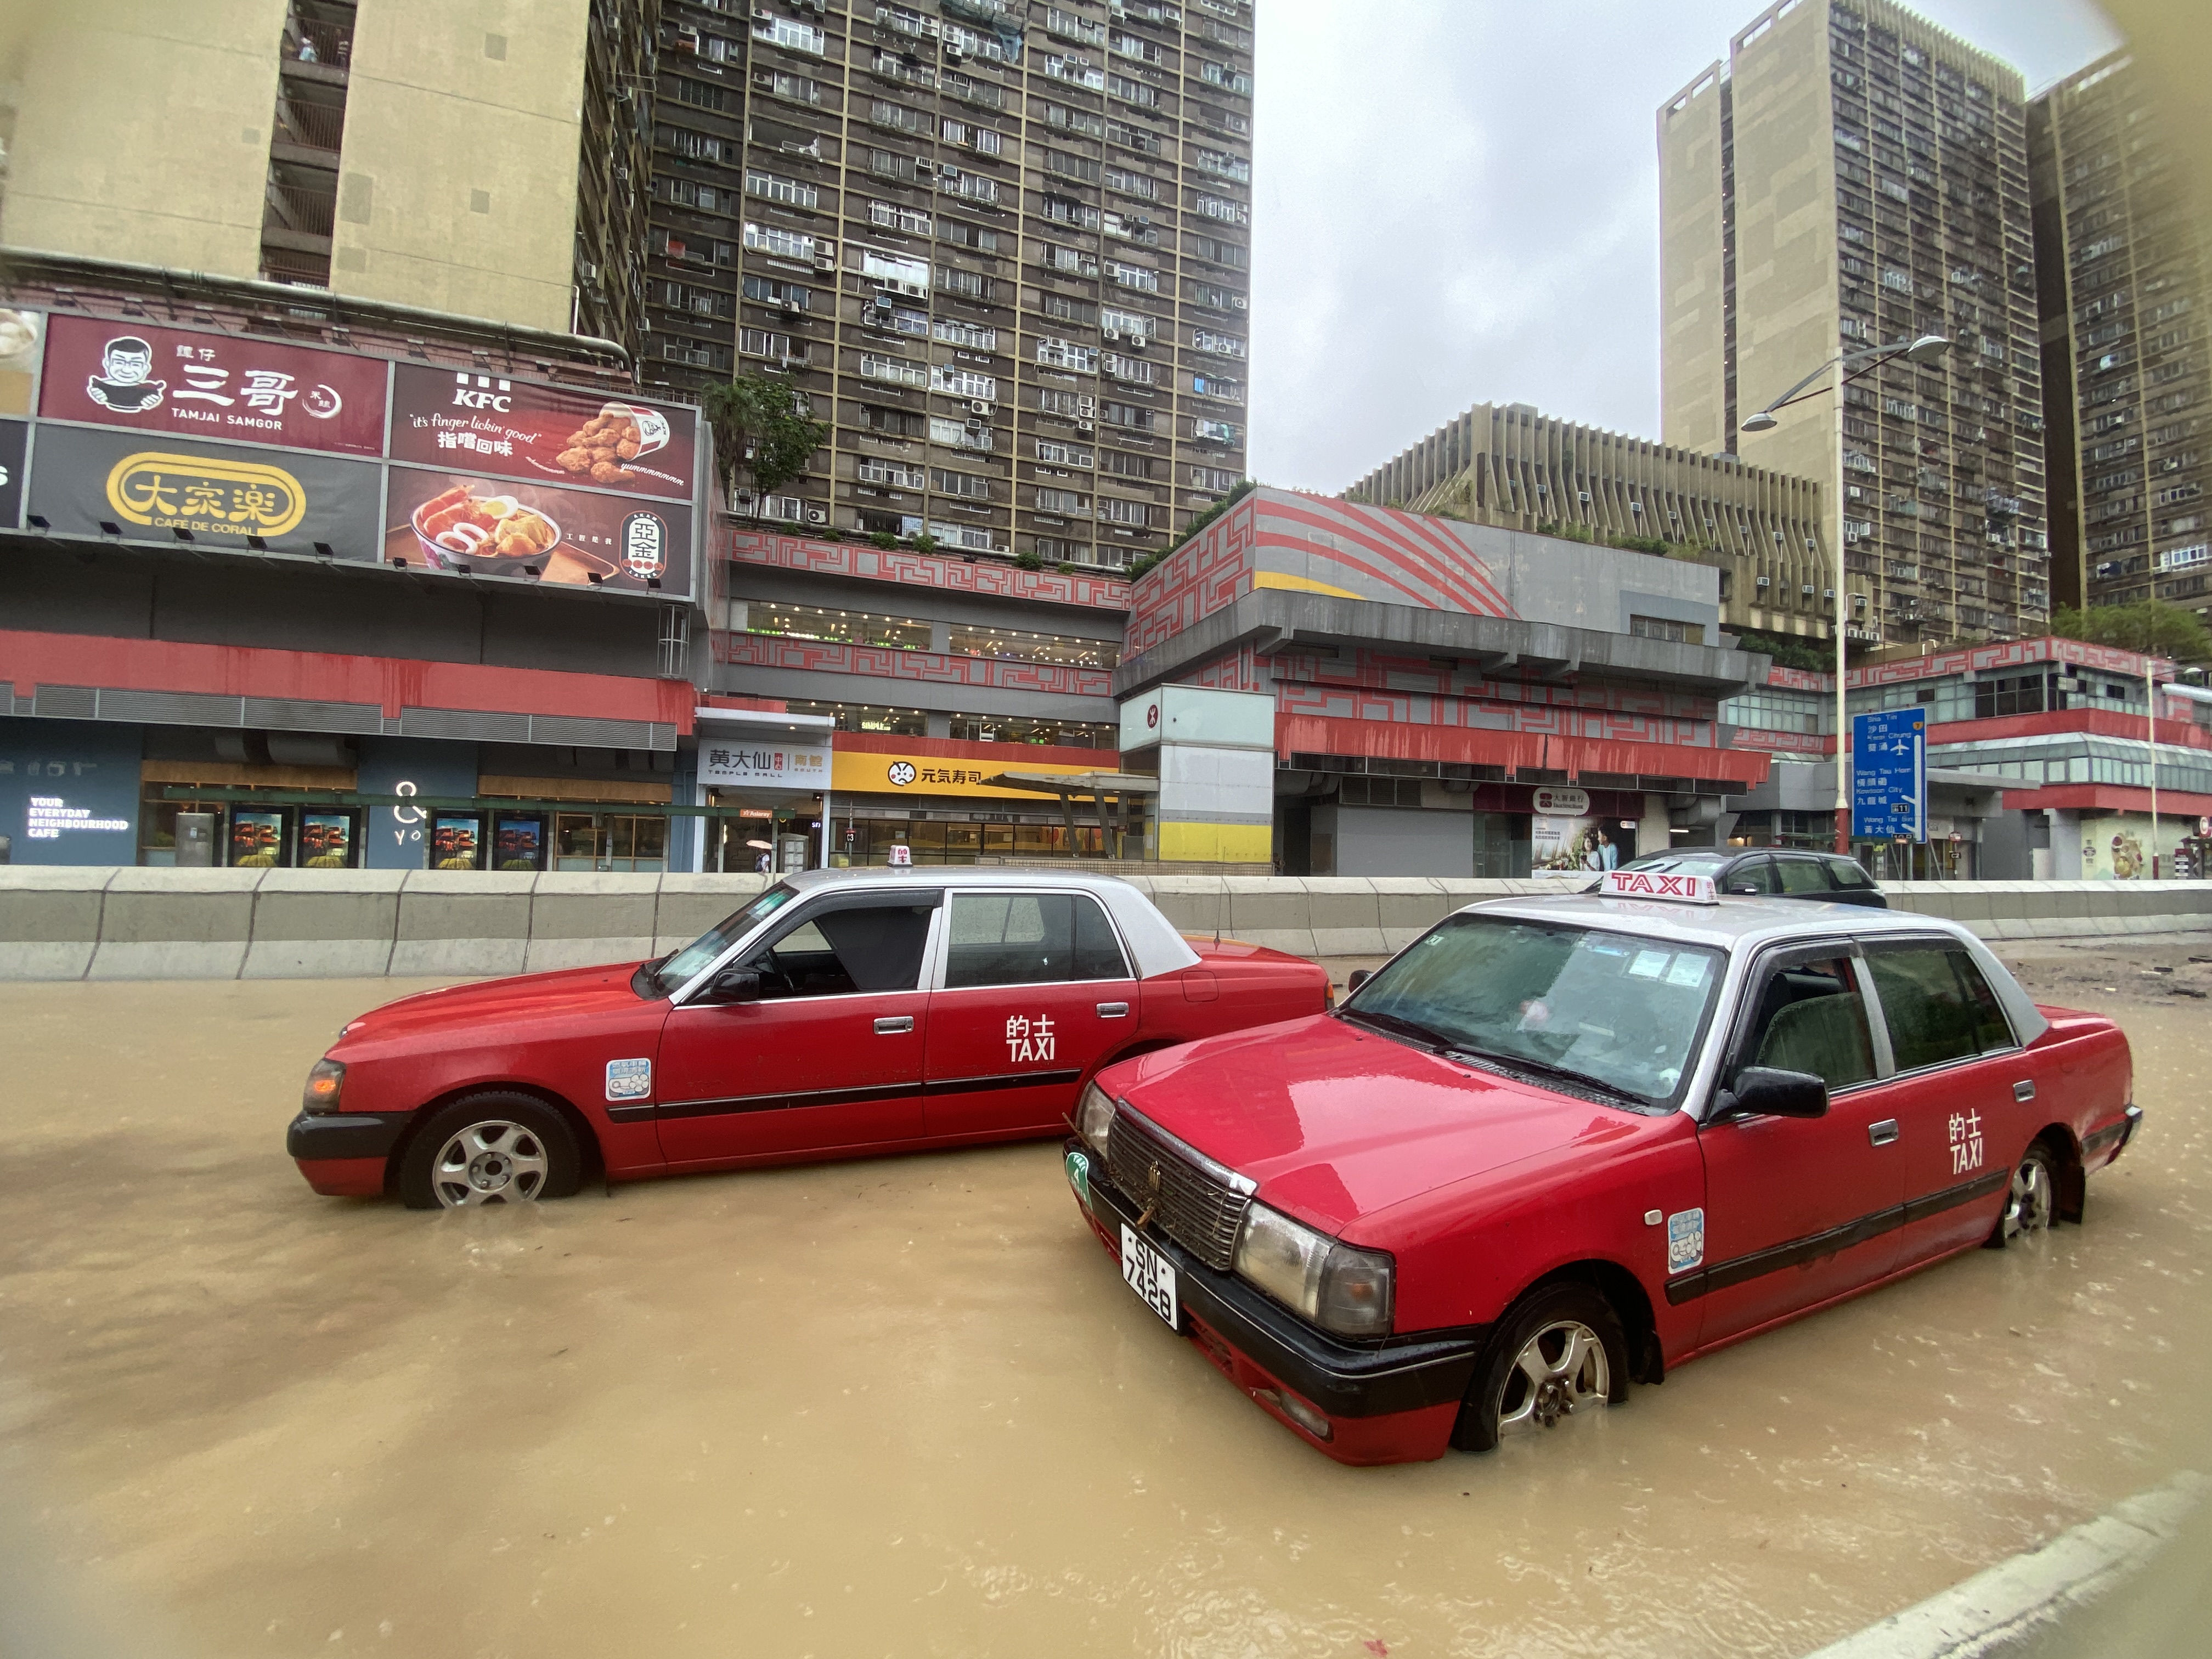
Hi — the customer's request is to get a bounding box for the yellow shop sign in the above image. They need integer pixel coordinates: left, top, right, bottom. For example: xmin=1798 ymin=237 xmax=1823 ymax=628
xmin=105 ymin=450 xmax=308 ymax=537
xmin=832 ymin=749 xmax=1107 ymax=800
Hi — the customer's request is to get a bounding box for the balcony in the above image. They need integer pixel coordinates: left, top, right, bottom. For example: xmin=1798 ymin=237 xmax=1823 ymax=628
xmin=284 ymin=1 xmax=355 ymax=74
xmin=271 ymin=92 xmax=346 ymax=164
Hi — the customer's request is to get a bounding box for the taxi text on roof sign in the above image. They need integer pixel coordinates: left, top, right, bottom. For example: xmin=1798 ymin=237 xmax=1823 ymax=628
xmin=1600 ymin=869 xmax=1720 ymax=904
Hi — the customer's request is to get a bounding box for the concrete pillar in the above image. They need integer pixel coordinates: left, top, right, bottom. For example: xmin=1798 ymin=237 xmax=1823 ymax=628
xmin=1118 ymin=686 xmax=1276 ymax=867
xmin=2049 ymin=809 xmax=2084 ymax=880
xmin=1638 ymin=793 xmax=1672 ymax=862
xmin=925 ymin=710 xmax=952 ymax=740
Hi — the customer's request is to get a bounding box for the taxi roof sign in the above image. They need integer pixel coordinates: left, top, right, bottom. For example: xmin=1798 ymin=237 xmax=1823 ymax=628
xmin=1600 ymin=869 xmax=1720 ymax=904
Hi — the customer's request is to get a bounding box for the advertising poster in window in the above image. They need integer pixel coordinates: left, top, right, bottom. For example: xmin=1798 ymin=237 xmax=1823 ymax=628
xmin=38 ymin=312 xmax=390 ymax=455
xmin=0 ymin=307 xmax=41 ymax=416
xmin=382 ymin=467 xmax=691 ymax=594
xmin=298 ymin=812 xmax=357 ymax=869
xmin=229 ymin=809 xmax=287 ymax=868
xmin=1531 ymin=814 xmax=1622 ymax=874
xmin=386 ymin=364 xmax=697 ymax=503
xmin=25 ymin=421 xmax=383 ymax=557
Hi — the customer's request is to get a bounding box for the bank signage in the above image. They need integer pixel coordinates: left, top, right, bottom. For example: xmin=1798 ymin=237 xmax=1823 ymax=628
xmin=9 ymin=308 xmax=701 ymax=601
xmin=1530 ymin=785 xmax=1590 ymax=816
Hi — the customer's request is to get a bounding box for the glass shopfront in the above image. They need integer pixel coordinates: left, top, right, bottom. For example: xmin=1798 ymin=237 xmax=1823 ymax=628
xmin=140 ymin=787 xmax=365 ymax=869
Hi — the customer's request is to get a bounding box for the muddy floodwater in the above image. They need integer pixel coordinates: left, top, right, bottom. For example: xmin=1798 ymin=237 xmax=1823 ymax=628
xmin=1 ymin=943 xmax=2208 ymax=1657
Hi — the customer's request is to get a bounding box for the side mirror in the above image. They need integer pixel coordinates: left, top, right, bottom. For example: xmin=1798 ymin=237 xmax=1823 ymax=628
xmin=1345 ymin=967 xmax=1373 ymax=994
xmin=702 ymin=967 xmax=761 ymax=1006
xmin=1716 ymin=1066 xmax=1829 ymax=1122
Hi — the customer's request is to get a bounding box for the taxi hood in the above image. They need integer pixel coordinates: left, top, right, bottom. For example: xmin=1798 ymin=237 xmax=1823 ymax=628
xmin=1103 ymin=1013 xmax=1652 ymax=1237
xmin=338 ymin=962 xmax=651 ymax=1046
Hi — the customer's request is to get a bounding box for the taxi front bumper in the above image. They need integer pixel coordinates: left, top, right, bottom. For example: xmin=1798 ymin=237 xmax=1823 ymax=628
xmin=1063 ymin=1141 xmax=1484 ymax=1465
xmin=287 ymin=1110 xmax=411 ymax=1197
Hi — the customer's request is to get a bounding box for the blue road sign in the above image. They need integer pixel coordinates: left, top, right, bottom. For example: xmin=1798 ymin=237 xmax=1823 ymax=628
xmin=1852 ymin=708 xmax=1926 ymax=841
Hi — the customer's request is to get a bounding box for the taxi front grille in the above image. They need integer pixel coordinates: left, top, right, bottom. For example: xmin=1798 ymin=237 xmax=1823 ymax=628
xmin=1106 ymin=1108 xmax=1254 ymax=1272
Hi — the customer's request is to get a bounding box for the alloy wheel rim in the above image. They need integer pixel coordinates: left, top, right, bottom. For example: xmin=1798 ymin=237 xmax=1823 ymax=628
xmin=431 ymin=1120 xmax=549 ymax=1208
xmin=2004 ymin=1158 xmax=2054 ymax=1239
xmin=1497 ymin=1318 xmax=1610 ymax=1436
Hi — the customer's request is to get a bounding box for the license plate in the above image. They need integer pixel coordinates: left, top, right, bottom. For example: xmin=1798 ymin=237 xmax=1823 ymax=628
xmin=1120 ymin=1224 xmax=1178 ymax=1330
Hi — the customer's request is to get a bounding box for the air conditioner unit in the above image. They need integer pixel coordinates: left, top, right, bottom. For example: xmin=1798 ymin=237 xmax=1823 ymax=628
xmin=806 ymin=508 xmax=828 ymax=524
xmin=940 ymin=164 xmax=961 ymax=180
xmin=1102 ymin=326 xmax=1120 ymax=341
xmin=1578 ymin=491 xmax=1591 ymax=504
xmin=915 ymin=160 xmax=935 ymax=175
xmin=1756 ymin=576 xmax=1771 ymax=588
xmin=753 ymin=6 xmax=772 ymax=18
xmin=1801 ymin=584 xmax=1816 ymax=595
xmin=1824 ymin=587 xmax=1837 ymax=599
xmin=946 ymin=45 xmax=965 ymax=61
xmin=969 ymin=398 xmax=992 ymax=415
xmin=1076 ymin=419 xmax=1096 ymax=433
xmin=579 ymin=260 xmax=602 ymax=283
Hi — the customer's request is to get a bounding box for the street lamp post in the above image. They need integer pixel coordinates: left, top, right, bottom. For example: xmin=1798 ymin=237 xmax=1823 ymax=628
xmin=1739 ymin=333 xmax=1955 ymax=857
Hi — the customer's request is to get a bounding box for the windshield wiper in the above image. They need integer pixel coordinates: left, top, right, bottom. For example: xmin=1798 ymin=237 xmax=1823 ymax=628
xmin=1444 ymin=1047 xmax=1647 ymax=1107
xmin=1339 ymin=1006 xmax=1453 ymax=1051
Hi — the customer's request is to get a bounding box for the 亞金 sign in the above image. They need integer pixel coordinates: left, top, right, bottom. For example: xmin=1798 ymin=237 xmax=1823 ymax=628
xmin=1852 ymin=708 xmax=1926 ymax=842
xmin=382 ymin=466 xmax=694 ymax=594
xmin=39 ymin=312 xmax=389 ymax=455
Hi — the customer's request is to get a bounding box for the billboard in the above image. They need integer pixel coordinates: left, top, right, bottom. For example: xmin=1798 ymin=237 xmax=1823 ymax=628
xmin=26 ymin=422 xmax=382 ymax=558
xmin=8 ymin=308 xmax=701 ymax=600
xmin=40 ymin=312 xmax=388 ymax=455
xmin=387 ymin=364 xmax=696 ymax=503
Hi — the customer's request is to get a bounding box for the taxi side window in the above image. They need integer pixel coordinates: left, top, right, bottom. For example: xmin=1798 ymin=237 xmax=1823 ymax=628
xmin=1735 ymin=954 xmax=1877 ymax=1090
xmin=1824 ymin=856 xmax=1877 ymax=891
xmin=1774 ymin=856 xmax=1832 ymax=896
xmin=1866 ymin=946 xmax=2015 ymax=1071
xmin=945 ymin=892 xmax=1130 ymax=988
xmin=743 ymin=901 xmax=935 ymax=998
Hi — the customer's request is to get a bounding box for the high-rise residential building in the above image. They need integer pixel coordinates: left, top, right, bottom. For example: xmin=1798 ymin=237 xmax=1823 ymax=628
xmin=0 ymin=1 xmax=656 ymax=358
xmin=2029 ymin=50 xmax=2211 ymax=629
xmin=1345 ymin=400 xmax=1831 ymax=641
xmin=637 ymin=0 xmax=1255 ymax=568
xmin=1658 ymin=0 xmax=2049 ymax=650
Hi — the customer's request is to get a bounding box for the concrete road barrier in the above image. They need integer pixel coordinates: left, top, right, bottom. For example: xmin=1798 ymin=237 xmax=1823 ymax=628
xmin=2 ymin=868 xmax=2209 ymax=981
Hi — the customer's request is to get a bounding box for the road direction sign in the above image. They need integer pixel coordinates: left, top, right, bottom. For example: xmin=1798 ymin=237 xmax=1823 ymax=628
xmin=1852 ymin=708 xmax=1926 ymax=842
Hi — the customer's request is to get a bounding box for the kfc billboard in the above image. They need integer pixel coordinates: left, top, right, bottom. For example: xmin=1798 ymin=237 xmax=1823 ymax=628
xmin=40 ymin=313 xmax=389 ymax=455
xmin=387 ymin=363 xmax=696 ymax=503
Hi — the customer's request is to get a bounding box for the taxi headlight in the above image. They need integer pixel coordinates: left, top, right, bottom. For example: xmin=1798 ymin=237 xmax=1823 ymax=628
xmin=302 ymin=1057 xmax=346 ymax=1115
xmin=1233 ymin=1203 xmax=1394 ymax=1338
xmin=1075 ymin=1081 xmax=1116 ymax=1157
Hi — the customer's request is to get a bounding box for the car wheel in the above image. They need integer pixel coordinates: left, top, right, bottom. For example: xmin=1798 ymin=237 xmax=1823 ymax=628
xmin=1987 ymin=1142 xmax=2059 ymax=1247
xmin=1454 ymin=1282 xmax=1630 ymax=1453
xmin=399 ymin=1093 xmax=580 ymax=1210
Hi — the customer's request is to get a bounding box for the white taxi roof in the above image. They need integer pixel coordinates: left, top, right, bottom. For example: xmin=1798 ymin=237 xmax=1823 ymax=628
xmin=777 ymin=866 xmax=1201 ymax=979
xmin=1451 ymin=891 xmax=2048 ymax=1045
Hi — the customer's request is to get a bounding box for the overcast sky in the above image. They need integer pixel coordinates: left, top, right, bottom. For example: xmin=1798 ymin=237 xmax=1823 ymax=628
xmin=1246 ymin=0 xmax=2125 ymax=493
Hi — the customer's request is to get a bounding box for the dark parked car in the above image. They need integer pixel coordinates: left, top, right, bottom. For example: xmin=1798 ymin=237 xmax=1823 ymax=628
xmin=1611 ymin=849 xmax=1887 ymax=907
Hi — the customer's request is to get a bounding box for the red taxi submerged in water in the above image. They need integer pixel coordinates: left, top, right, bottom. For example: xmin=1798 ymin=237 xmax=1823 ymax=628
xmin=1065 ymin=871 xmax=2141 ymax=1465
xmin=288 ymin=870 xmax=1328 ymax=1207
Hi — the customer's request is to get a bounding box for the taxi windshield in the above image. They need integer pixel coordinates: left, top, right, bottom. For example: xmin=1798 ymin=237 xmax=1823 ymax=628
xmin=640 ymin=883 xmax=800 ymax=997
xmin=1342 ymin=915 xmax=1726 ymax=1108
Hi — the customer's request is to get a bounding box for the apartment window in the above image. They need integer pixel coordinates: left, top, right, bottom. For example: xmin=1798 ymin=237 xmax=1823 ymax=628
xmin=747 ymin=170 xmax=819 ymax=210
xmin=1106 ymin=261 xmax=1159 ymax=291
xmin=935 ymin=266 xmax=991 ymax=301
xmin=1041 ymin=193 xmax=1099 ymax=229
xmin=1192 ymin=149 xmax=1251 ymax=182
xmin=1109 ymin=30 xmax=1163 ymax=63
xmin=1043 ymin=244 xmax=1099 ymax=276
xmin=1039 ymin=389 xmax=1098 ymax=419
xmin=662 ymin=282 xmax=735 ymax=318
xmin=1629 ymin=614 xmax=1706 ymax=645
xmin=869 ymin=200 xmax=934 ymax=235
xmin=1041 ymin=292 xmax=1098 ymax=325
xmin=867 ymin=148 xmax=920 ymax=184
xmin=1104 ymin=167 xmax=1159 ymax=202
xmin=860 ymin=405 xmax=928 ymax=437
xmin=1199 ymin=60 xmax=1252 ymax=95
xmin=1190 ymin=465 xmax=1238 ymax=492
xmin=864 ymin=303 xmax=928 ymax=337
xmin=938 ymin=170 xmax=1000 ymax=205
xmin=870 ymin=99 xmax=928 ymax=135
xmin=1041 ymin=101 xmax=1105 ymax=138
xmin=1099 ymin=307 xmax=1153 ymax=340
xmin=1189 ymin=234 xmax=1246 ymax=268
xmin=1099 ymin=449 xmax=1158 ymax=480
xmin=1043 ymin=7 xmax=1106 ymax=46
xmin=932 ymin=316 xmax=998 ymax=351
xmin=753 ymin=13 xmax=826 ymax=54
xmin=739 ymin=328 xmax=800 ymax=363
xmin=930 ymin=364 xmax=997 ymax=399
xmin=1105 ymin=119 xmax=1164 ymax=156
xmin=1102 ymin=401 xmax=1153 ymax=431
xmin=932 ymin=467 xmax=994 ymax=501
xmin=667 ymin=128 xmax=729 ymax=163
xmin=659 ymin=178 xmax=724 ymax=212
xmin=1186 ymin=279 xmax=1248 ymax=311
xmin=754 ymin=69 xmax=822 ymax=104
xmin=1190 ymin=373 xmax=1243 ymax=401
xmin=1192 ymin=328 xmax=1247 ymax=358
xmin=938 ymin=219 xmax=1002 ymax=255
xmin=743 ymin=222 xmax=815 ymax=262
xmin=856 ymin=456 xmax=927 ymax=489
xmin=929 ymin=415 xmax=992 ymax=453
xmin=859 ymin=352 xmax=929 ymax=387
xmin=1103 ymin=353 xmax=1154 ymax=384
xmin=1036 ymin=438 xmax=1096 ymax=466
xmin=1036 ymin=336 xmax=1099 ymax=372
xmin=1043 ymin=55 xmax=1107 ymax=90
xmin=1099 ymin=496 xmax=1151 ymax=527
xmin=1191 ymin=417 xmax=1238 ymax=442
xmin=1107 ymin=72 xmax=1160 ymax=108
xmin=1036 ymin=487 xmax=1090 ymax=515
xmin=743 ymin=275 xmax=811 ymax=311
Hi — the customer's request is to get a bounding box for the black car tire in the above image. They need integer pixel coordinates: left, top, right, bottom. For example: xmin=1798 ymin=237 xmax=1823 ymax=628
xmin=1984 ymin=1141 xmax=2061 ymax=1248
xmin=1454 ymin=1280 xmax=1632 ymax=1453
xmin=399 ymin=1093 xmax=582 ymax=1210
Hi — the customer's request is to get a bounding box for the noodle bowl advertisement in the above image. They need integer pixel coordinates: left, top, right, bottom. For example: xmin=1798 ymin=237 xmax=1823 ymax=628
xmin=382 ymin=468 xmax=692 ymax=594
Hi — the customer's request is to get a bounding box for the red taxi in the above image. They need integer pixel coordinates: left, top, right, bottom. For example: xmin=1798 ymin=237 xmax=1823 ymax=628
xmin=287 ymin=871 xmax=1328 ymax=1207
xmin=1064 ymin=868 xmax=2141 ymax=1465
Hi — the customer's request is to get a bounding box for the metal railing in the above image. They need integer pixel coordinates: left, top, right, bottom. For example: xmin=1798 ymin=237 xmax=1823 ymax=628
xmin=264 ymin=181 xmax=337 ymax=239
xmin=274 ymin=99 xmax=346 ymax=154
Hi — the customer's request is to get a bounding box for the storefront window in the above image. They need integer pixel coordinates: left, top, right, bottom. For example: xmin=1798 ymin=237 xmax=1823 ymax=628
xmin=946 ymin=714 xmax=1116 ymax=747
xmin=944 ymin=626 xmax=1119 ymax=669
xmin=785 ymin=700 xmax=931 ymax=736
xmin=139 ymin=787 xmax=363 ymax=869
xmin=554 ymin=811 xmax=670 ymax=872
xmin=744 ymin=602 xmax=932 ymax=651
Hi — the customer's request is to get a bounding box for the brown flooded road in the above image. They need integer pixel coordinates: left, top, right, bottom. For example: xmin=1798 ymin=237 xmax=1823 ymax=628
xmin=0 ymin=951 xmax=2207 ymax=1659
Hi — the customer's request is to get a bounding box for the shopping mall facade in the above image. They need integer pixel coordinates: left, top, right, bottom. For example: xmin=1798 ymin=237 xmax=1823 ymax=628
xmin=4 ymin=273 xmax=2205 ymax=879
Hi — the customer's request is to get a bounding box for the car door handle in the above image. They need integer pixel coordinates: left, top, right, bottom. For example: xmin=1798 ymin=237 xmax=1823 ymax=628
xmin=1869 ymin=1119 xmax=1900 ymax=1147
xmin=2014 ymin=1079 xmax=2036 ymax=1102
xmin=1096 ymin=1001 xmax=1130 ymax=1018
xmin=873 ymin=1016 xmax=914 ymax=1034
